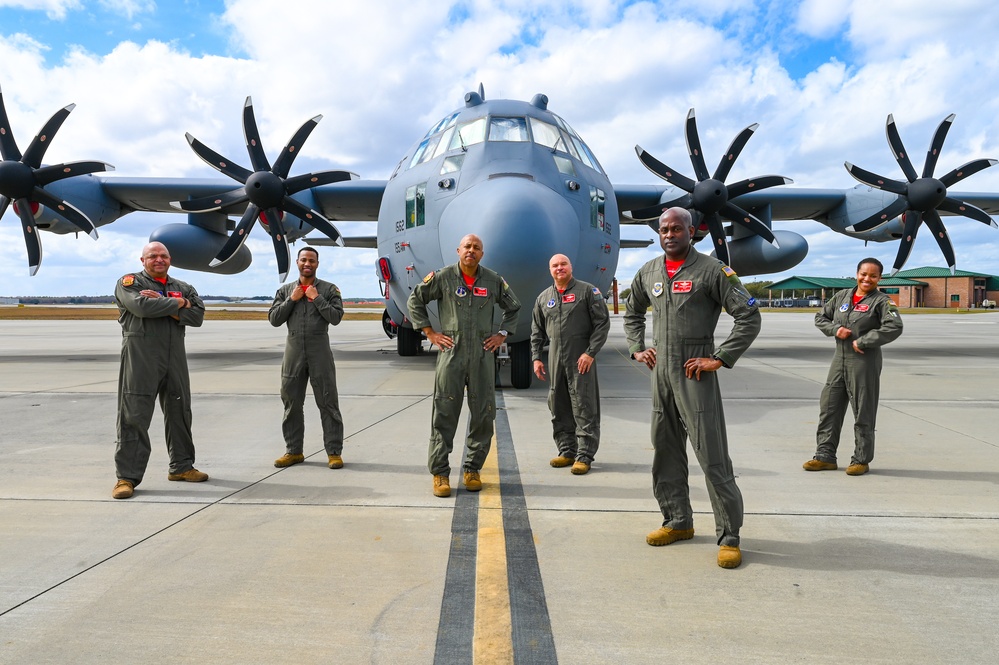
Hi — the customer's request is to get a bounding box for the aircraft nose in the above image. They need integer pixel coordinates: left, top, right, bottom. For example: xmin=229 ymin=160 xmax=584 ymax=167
xmin=438 ymin=176 xmax=578 ymax=311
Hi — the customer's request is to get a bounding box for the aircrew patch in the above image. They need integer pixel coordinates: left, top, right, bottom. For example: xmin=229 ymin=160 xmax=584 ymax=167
xmin=473 ymin=286 xmax=488 ymax=297
xmin=652 ymin=282 xmax=664 ymax=297
xmin=423 ymin=271 xmax=435 ymax=284
xmin=562 ymin=293 xmax=576 ymax=303
xmin=672 ymin=281 xmax=692 ymax=293
xmin=855 ymin=304 xmax=870 ymax=312
xmin=121 ymin=274 xmax=135 ymax=287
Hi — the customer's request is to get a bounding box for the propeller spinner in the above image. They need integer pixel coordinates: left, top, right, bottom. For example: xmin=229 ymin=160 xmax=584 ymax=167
xmin=173 ymin=97 xmax=355 ymax=280
xmin=845 ymin=113 xmax=998 ymax=275
xmin=0 ymin=86 xmax=112 ymax=275
xmin=633 ymin=109 xmax=790 ymax=265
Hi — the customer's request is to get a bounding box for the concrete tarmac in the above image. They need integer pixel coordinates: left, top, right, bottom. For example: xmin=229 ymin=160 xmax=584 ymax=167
xmin=1 ymin=312 xmax=997 ymax=664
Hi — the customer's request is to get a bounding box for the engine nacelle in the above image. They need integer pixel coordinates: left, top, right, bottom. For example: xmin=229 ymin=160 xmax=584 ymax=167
xmin=150 ymin=224 xmax=252 ymax=274
xmin=721 ymin=230 xmax=808 ymax=277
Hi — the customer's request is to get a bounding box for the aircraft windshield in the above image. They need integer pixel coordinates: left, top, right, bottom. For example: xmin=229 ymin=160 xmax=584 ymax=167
xmin=449 ymin=118 xmax=487 ymax=150
xmin=488 ymin=117 xmax=529 ymax=142
xmin=529 ymin=118 xmax=561 ymax=149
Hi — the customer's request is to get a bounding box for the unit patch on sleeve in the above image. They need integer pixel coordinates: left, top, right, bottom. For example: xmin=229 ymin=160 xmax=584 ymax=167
xmin=121 ymin=274 xmax=134 ymax=287
xmin=422 ymin=271 xmax=435 ymax=284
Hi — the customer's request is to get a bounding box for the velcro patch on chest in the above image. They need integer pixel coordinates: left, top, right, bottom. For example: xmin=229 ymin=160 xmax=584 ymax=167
xmin=473 ymin=287 xmax=488 ymax=297
xmin=671 ymin=281 xmax=693 ymax=293
xmin=854 ymin=304 xmax=870 ymax=312
xmin=168 ymin=291 xmax=183 ymax=298
xmin=562 ymin=293 xmax=576 ymax=303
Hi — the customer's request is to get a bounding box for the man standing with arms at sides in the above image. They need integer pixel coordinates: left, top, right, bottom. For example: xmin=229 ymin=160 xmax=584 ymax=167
xmin=112 ymin=241 xmax=207 ymax=499
xmin=407 ymin=234 xmax=521 ymax=498
xmin=530 ymin=254 xmax=611 ymax=475
xmin=624 ymin=208 xmax=761 ymax=569
xmin=268 ymin=247 xmax=346 ymax=470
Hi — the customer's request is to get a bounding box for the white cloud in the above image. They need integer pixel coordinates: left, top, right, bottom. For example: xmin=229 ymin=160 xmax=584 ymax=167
xmin=0 ymin=0 xmax=81 ymax=20
xmin=3 ymin=0 xmax=999 ymax=298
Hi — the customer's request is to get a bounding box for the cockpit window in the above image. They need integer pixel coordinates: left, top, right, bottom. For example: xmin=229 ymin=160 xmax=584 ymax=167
xmin=408 ymin=139 xmax=432 ymax=168
xmin=571 ymin=136 xmax=596 ymax=170
xmin=529 ymin=118 xmax=561 ymax=149
xmin=432 ymin=127 xmax=455 ymax=160
xmin=449 ymin=118 xmax=487 ymax=151
xmin=488 ymin=117 xmax=529 ymax=142
xmin=441 ymin=154 xmax=465 ymax=175
xmin=553 ymin=154 xmax=576 ymax=176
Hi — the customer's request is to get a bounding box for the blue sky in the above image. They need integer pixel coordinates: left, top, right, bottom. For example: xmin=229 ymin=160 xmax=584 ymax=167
xmin=1 ymin=0 xmax=998 ymax=297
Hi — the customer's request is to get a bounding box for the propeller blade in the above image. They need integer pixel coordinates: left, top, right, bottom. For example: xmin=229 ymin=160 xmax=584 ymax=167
xmin=921 ymin=208 xmax=957 ymax=272
xmin=242 ymin=97 xmax=271 ymax=173
xmin=172 ymin=187 xmax=248 ymax=213
xmin=0 ymin=87 xmax=22 ymax=161
xmin=21 ymin=103 xmax=74 ymax=168
xmin=635 ymin=146 xmax=696 ymax=192
xmin=922 ymin=114 xmax=955 ymax=178
xmin=284 ymin=169 xmax=354 ymax=195
xmin=34 ymin=160 xmax=114 ymax=186
xmin=713 ymin=123 xmax=758 ymax=182
xmin=15 ymin=196 xmax=42 ymax=275
xmin=209 ymin=204 xmax=259 ymax=268
xmin=843 ymin=162 xmax=908 ymax=195
xmin=938 ymin=158 xmax=998 ymax=188
xmin=937 ymin=197 xmax=998 ymax=228
xmin=0 ymin=195 xmax=10 ymax=219
xmin=185 ymin=133 xmax=253 ymax=183
xmin=720 ymin=201 xmax=779 ymax=247
xmin=280 ymin=196 xmax=345 ymax=247
xmin=885 ymin=114 xmax=918 ymax=182
xmin=891 ymin=210 xmax=922 ymax=275
xmin=684 ymin=109 xmax=710 ymax=182
xmin=703 ymin=212 xmax=730 ymax=265
xmin=726 ymin=175 xmax=793 ymax=199
xmin=846 ymin=197 xmax=909 ymax=233
xmin=262 ymin=206 xmax=291 ymax=280
xmin=272 ymin=114 xmax=323 ymax=179
xmin=30 ymin=187 xmax=98 ymax=238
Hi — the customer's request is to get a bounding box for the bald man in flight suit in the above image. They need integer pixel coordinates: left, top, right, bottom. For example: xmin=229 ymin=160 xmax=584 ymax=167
xmin=407 ymin=234 xmax=521 ymax=498
xmin=624 ymin=207 xmax=761 ymax=569
xmin=112 ymin=241 xmax=207 ymax=499
xmin=531 ymin=253 xmax=610 ymax=475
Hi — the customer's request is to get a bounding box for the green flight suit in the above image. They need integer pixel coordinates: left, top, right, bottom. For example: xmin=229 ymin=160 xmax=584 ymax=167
xmin=624 ymin=249 xmax=761 ymax=547
xmin=268 ymin=278 xmax=345 ymax=456
xmin=530 ymin=278 xmax=611 ymax=463
xmin=407 ymin=263 xmax=521 ymax=476
xmin=813 ymin=288 xmax=903 ymax=465
xmin=114 ymin=270 xmax=205 ymax=485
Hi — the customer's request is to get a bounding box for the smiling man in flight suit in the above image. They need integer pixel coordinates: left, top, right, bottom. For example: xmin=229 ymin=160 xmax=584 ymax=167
xmin=530 ymin=253 xmax=610 ymax=475
xmin=112 ymin=241 xmax=207 ymax=499
xmin=624 ymin=207 xmax=761 ymax=569
xmin=268 ymin=246 xmax=346 ymax=470
xmin=407 ymin=234 xmax=521 ymax=498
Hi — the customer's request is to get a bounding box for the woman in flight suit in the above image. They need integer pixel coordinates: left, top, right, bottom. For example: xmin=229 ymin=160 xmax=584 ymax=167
xmin=804 ymin=257 xmax=903 ymax=476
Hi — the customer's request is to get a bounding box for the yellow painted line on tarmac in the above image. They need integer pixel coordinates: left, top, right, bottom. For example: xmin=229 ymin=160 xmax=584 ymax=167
xmin=472 ymin=434 xmax=514 ymax=665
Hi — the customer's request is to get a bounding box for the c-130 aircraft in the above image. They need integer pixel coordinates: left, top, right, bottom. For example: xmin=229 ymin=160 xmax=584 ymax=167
xmin=1 ymin=83 xmax=998 ymax=389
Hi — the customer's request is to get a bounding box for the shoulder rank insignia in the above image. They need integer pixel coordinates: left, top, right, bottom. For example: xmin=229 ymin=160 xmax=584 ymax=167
xmin=423 ymin=271 xmax=435 ymax=284
xmin=121 ymin=274 xmax=135 ymax=287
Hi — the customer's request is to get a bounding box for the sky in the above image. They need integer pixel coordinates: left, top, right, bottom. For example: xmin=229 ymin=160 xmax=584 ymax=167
xmin=2 ymin=0 xmax=999 ymax=297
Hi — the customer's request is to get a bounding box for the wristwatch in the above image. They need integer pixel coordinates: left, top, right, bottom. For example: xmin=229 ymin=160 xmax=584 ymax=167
xmin=497 ymin=330 xmax=508 ymax=337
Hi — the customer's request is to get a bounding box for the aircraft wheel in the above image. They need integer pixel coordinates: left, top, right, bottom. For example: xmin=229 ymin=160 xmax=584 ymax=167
xmin=382 ymin=310 xmax=398 ymax=339
xmin=510 ymin=339 xmax=533 ymax=389
xmin=397 ymin=325 xmax=422 ymax=356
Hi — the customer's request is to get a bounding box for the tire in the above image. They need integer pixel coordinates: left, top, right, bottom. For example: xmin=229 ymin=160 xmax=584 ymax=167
xmin=382 ymin=310 xmax=397 ymax=339
xmin=397 ymin=325 xmax=422 ymax=356
xmin=510 ymin=339 xmax=533 ymax=389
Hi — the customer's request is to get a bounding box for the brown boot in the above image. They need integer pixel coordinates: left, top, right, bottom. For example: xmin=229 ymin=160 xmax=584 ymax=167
xmin=112 ymin=479 xmax=134 ymax=499
xmin=433 ymin=475 xmax=451 ymax=498
xmin=646 ymin=526 xmax=695 ymax=546
xmin=718 ymin=545 xmax=742 ymax=569
xmin=570 ymin=460 xmax=591 ymax=475
xmin=803 ymin=459 xmax=837 ymax=471
xmin=167 ymin=468 xmax=208 ymax=482
xmin=328 ymin=455 xmax=344 ymax=469
xmin=846 ymin=463 xmax=870 ymax=476
xmin=463 ymin=470 xmax=483 ymax=492
xmin=274 ymin=453 xmax=305 ymax=468
xmin=550 ymin=455 xmax=574 ymax=468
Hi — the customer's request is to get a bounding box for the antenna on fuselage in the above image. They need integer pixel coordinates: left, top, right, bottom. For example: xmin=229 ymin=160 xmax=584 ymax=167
xmin=478 ymin=83 xmax=485 ymax=100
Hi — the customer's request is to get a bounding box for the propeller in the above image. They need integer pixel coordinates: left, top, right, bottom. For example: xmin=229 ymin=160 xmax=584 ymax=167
xmin=173 ymin=97 xmax=355 ymax=280
xmin=633 ymin=108 xmax=790 ymax=265
xmin=845 ymin=113 xmax=998 ymax=275
xmin=0 ymin=86 xmax=112 ymax=275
